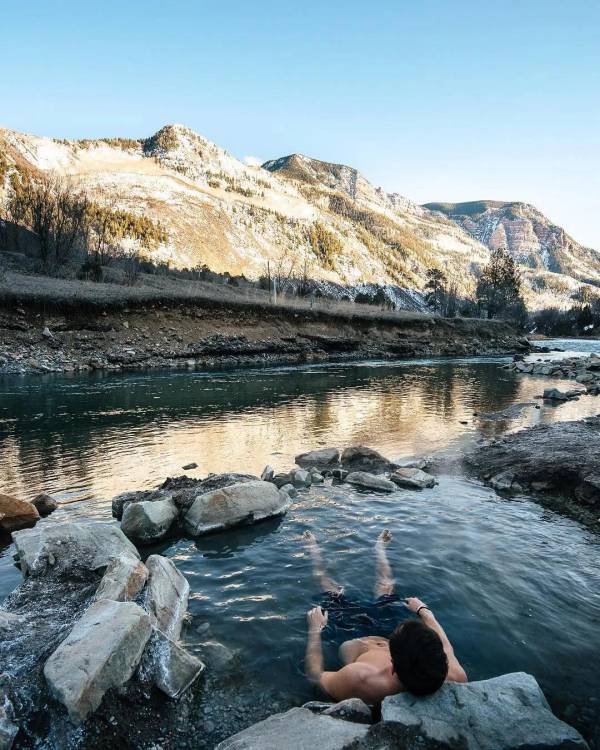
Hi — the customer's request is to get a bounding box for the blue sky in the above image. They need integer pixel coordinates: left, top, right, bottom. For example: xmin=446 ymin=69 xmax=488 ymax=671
xmin=2 ymin=0 xmax=599 ymax=247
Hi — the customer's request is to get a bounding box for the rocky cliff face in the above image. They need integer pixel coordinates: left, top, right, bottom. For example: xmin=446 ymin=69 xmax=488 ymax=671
xmin=425 ymin=200 xmax=600 ymax=287
xmin=1 ymin=125 xmax=597 ymax=309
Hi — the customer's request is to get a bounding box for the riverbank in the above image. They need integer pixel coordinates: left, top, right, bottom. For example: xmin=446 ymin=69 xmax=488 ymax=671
xmin=0 ymin=276 xmax=525 ymax=376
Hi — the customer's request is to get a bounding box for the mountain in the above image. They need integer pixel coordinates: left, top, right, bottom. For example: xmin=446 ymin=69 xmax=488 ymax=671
xmin=1 ymin=124 xmax=597 ymax=309
xmin=424 ymin=201 xmax=600 ymax=287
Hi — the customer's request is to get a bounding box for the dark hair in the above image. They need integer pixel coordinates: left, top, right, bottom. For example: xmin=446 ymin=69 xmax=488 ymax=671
xmin=389 ymin=620 xmax=448 ymax=695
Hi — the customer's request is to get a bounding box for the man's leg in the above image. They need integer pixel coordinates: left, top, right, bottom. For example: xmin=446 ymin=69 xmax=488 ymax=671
xmin=374 ymin=529 xmax=395 ymax=598
xmin=303 ymin=531 xmax=342 ymax=594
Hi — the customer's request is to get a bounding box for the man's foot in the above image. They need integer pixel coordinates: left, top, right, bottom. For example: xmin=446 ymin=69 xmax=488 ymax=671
xmin=377 ymin=529 xmax=392 ymax=545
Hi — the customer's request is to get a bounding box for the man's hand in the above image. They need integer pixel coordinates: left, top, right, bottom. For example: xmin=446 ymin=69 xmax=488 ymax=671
xmin=404 ymin=596 xmax=428 ymax=614
xmin=307 ymin=605 xmax=328 ymax=632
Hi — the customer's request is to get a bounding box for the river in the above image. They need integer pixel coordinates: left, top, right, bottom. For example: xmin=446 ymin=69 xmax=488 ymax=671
xmin=1 ymin=340 xmax=599 ymax=734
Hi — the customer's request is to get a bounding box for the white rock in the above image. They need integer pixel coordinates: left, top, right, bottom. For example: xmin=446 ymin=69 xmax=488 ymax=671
xmin=144 ymin=555 xmax=189 ymax=640
xmin=381 ymin=672 xmax=588 ymax=750
xmin=121 ymin=497 xmax=178 ymax=543
xmin=43 ymin=599 xmax=152 ymax=725
xmin=183 ymin=480 xmax=291 ymax=536
xmin=346 ymin=471 xmax=396 ymax=493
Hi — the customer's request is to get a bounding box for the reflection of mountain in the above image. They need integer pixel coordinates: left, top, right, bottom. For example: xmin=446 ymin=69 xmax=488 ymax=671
xmin=3 ymin=361 xmax=594 ymax=508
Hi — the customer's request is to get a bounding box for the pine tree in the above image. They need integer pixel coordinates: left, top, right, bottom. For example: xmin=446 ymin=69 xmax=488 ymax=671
xmin=476 ymin=247 xmax=526 ymax=321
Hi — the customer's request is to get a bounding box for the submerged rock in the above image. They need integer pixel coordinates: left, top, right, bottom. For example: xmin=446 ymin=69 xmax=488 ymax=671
xmin=121 ymin=496 xmax=178 ymax=544
xmin=380 ymin=671 xmax=589 ymax=750
xmin=215 ymin=706 xmax=369 ymax=750
xmin=346 ymin=471 xmax=396 ymax=493
xmin=43 ymin=599 xmax=152 ymax=725
xmin=0 ymin=687 xmax=18 ymax=750
xmin=139 ymin=628 xmax=205 ymax=700
xmin=183 ymin=480 xmax=291 ymax=536
xmin=390 ymin=467 xmax=436 ymax=489
xmin=543 ymin=387 xmax=581 ymax=402
xmin=0 ymin=493 xmax=39 ymax=534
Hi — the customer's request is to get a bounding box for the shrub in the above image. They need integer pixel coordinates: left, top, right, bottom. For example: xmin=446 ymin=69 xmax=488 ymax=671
xmin=307 ymin=222 xmax=343 ymax=270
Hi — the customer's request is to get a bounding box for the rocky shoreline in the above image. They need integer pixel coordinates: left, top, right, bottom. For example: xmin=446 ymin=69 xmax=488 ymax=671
xmin=1 ymin=442 xmax=598 ymax=748
xmin=0 ymin=301 xmax=528 ymax=376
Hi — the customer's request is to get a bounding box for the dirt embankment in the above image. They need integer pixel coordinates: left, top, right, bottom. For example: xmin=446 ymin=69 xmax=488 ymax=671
xmin=0 ymin=294 xmax=525 ymax=376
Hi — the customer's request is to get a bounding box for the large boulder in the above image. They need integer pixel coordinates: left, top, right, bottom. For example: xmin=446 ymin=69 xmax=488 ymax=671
xmin=390 ymin=467 xmax=436 ymax=490
xmin=143 ymin=555 xmax=189 ymax=640
xmin=380 ymin=672 xmax=589 ymax=750
xmin=215 ymin=707 xmax=369 ymax=750
xmin=93 ymin=555 xmax=148 ymax=603
xmin=0 ymin=493 xmax=39 ymax=534
xmin=295 ymin=448 xmax=340 ymax=467
xmin=121 ymin=497 xmax=178 ymax=544
xmin=12 ymin=521 xmax=140 ymax=577
xmin=31 ymin=493 xmax=58 ymax=517
xmin=346 ymin=471 xmax=396 ymax=493
xmin=43 ymin=599 xmax=152 ymax=725
xmin=111 ymin=489 xmax=170 ymax=520
xmin=183 ymin=480 xmax=291 ymax=536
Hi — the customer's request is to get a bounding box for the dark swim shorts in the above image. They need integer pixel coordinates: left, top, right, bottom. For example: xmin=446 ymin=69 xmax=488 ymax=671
xmin=316 ymin=590 xmax=405 ymax=645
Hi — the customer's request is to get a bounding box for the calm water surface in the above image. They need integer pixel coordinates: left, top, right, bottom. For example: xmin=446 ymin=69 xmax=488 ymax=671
xmin=1 ymin=340 xmax=599 ymax=725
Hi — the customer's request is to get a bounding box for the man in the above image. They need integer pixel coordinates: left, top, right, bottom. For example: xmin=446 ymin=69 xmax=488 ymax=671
xmin=303 ymin=530 xmax=467 ymax=704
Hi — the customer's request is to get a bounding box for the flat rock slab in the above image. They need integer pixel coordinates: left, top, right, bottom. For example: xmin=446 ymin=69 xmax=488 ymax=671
xmin=215 ymin=707 xmax=369 ymax=750
xmin=390 ymin=467 xmax=436 ymax=489
xmin=12 ymin=521 xmax=140 ymax=577
xmin=183 ymin=480 xmax=291 ymax=536
xmin=93 ymin=555 xmax=148 ymax=603
xmin=144 ymin=555 xmax=189 ymax=640
xmin=121 ymin=497 xmax=178 ymax=543
xmin=0 ymin=493 xmax=39 ymax=534
xmin=44 ymin=599 xmax=151 ymax=725
xmin=381 ymin=672 xmax=589 ymax=750
xmin=346 ymin=471 xmax=396 ymax=493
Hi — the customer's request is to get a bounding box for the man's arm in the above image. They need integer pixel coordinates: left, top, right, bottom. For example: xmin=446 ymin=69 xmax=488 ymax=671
xmin=404 ymin=597 xmax=468 ymax=683
xmin=305 ymin=606 xmax=366 ymax=701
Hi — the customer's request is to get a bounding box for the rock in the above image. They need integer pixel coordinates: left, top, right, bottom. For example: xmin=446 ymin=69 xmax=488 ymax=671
xmin=183 ymin=480 xmax=291 ymax=537
xmin=393 ymin=458 xmax=428 ymax=471
xmin=41 ymin=327 xmax=53 ymax=339
xmin=31 ymin=493 xmax=58 ymax=517
xmin=271 ymin=472 xmax=293 ymax=488
xmin=121 ymin=497 xmax=178 ymax=544
xmin=380 ymin=672 xmax=589 ymax=750
xmin=0 ymin=688 xmax=18 ymax=750
xmin=0 ymin=493 xmax=39 ymax=534
xmin=43 ymin=599 xmax=152 ymax=725
xmin=261 ymin=465 xmax=275 ymax=482
xmin=215 ymin=707 xmax=368 ymax=750
xmin=279 ymin=483 xmax=298 ymax=498
xmin=111 ymin=489 xmax=170 ymax=520
xmin=390 ymin=467 xmax=436 ymax=490
xmin=291 ymin=468 xmax=312 ymax=487
xmin=303 ymin=699 xmax=372 ymax=724
xmin=295 ymin=448 xmax=340 ymax=467
xmin=543 ymin=388 xmax=578 ymax=402
xmin=346 ymin=472 xmax=396 ymax=493
xmin=12 ymin=521 xmax=140 ymax=577
xmin=197 ymin=640 xmax=238 ymax=673
xmin=143 ymin=555 xmax=189 ymax=640
xmin=93 ymin=555 xmax=148 ymax=602
xmin=140 ymin=628 xmax=205 ymax=699
xmin=182 ymin=462 xmax=198 ymax=470
xmin=310 ymin=470 xmax=325 ymax=483
xmin=340 ymin=446 xmax=393 ymax=472
xmin=0 ymin=611 xmax=22 ymax=631
xmin=490 ymin=471 xmax=516 ymax=491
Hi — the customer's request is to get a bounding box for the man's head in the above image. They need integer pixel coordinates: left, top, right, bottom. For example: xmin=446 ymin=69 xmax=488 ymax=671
xmin=389 ymin=620 xmax=448 ymax=695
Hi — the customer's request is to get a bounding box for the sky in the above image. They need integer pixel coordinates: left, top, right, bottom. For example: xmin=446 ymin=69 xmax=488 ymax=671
xmin=2 ymin=0 xmax=599 ymax=248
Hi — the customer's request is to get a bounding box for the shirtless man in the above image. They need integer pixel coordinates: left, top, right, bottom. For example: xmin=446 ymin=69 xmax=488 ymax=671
xmin=303 ymin=530 xmax=467 ymax=704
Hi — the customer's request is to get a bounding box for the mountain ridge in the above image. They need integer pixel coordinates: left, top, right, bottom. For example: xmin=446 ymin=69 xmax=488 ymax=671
xmin=1 ymin=123 xmax=598 ymax=309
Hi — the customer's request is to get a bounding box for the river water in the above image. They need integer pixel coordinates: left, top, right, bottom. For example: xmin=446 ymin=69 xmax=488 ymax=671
xmin=1 ymin=340 xmax=599 ymax=734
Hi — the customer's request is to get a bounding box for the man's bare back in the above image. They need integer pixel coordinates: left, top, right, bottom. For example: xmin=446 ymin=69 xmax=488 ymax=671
xmin=303 ymin=531 xmax=467 ymax=704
